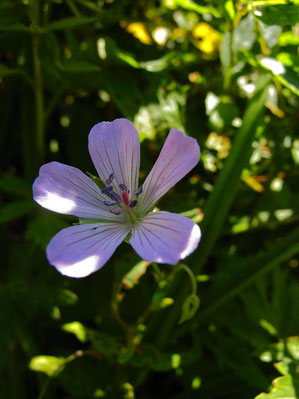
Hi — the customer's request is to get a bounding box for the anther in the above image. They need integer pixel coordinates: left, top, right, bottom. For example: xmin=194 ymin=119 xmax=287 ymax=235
xmin=105 ymin=173 xmax=114 ymax=185
xmin=110 ymin=192 xmax=121 ymax=204
xmin=110 ymin=209 xmax=121 ymax=215
xmin=101 ymin=186 xmax=113 ymax=194
xmin=104 ymin=200 xmax=118 ymax=206
xmin=129 ymin=200 xmax=138 ymax=208
xmin=134 ymin=186 xmax=143 ymax=196
xmin=119 ymin=184 xmax=127 ymax=191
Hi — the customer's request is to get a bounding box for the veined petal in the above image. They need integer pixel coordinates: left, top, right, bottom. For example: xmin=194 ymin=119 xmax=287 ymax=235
xmin=33 ymin=162 xmax=122 ymax=221
xmin=139 ymin=129 xmax=200 ymax=214
xmin=88 ymin=119 xmax=140 ymax=195
xmin=47 ymin=222 xmax=130 ymax=278
xmin=130 ymin=211 xmax=201 ymax=264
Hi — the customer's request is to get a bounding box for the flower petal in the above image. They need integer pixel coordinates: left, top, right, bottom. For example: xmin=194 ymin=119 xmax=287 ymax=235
xmin=130 ymin=211 xmax=201 ymax=264
xmin=33 ymin=162 xmax=122 ymax=221
xmin=139 ymin=129 xmax=200 ymax=213
xmin=47 ymin=222 xmax=130 ymax=277
xmin=88 ymin=118 xmax=140 ymax=195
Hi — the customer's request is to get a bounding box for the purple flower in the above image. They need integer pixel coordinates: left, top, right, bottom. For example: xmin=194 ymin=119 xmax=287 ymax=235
xmin=33 ymin=119 xmax=201 ymax=278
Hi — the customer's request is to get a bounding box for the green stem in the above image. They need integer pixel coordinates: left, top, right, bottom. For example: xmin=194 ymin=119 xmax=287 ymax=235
xmin=31 ymin=0 xmax=45 ymax=163
xmin=255 ymin=15 xmax=269 ymax=56
xmin=249 ymin=0 xmax=299 ymax=7
xmin=66 ymin=0 xmax=82 ymax=16
xmin=176 ymin=264 xmax=197 ymax=296
xmin=74 ymin=0 xmax=101 ymax=12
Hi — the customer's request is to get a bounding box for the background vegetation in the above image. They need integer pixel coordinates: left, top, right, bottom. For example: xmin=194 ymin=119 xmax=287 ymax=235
xmin=1 ymin=0 xmax=299 ymax=398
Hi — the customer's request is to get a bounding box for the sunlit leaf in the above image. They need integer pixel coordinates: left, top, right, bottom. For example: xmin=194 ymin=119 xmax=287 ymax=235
xmin=29 ymin=355 xmax=66 ymax=377
xmin=121 ymin=260 xmax=150 ymax=290
xmin=255 ymin=375 xmax=299 ymax=399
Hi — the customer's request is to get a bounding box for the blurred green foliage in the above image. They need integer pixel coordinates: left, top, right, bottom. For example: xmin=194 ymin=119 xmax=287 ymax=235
xmin=1 ymin=0 xmax=299 ymax=398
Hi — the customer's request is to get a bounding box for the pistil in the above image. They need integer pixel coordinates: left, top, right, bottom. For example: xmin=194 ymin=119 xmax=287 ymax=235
xmin=102 ymin=172 xmax=143 ymax=218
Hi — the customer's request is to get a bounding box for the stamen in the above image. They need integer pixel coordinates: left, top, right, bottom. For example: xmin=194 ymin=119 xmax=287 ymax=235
xmin=134 ymin=186 xmax=143 ymax=196
xmin=106 ymin=173 xmax=114 ymax=185
xmin=110 ymin=192 xmax=121 ymax=204
xmin=119 ymin=184 xmax=127 ymax=191
xmin=129 ymin=200 xmax=138 ymax=208
xmin=101 ymin=186 xmax=113 ymax=194
xmin=110 ymin=208 xmax=121 ymax=215
xmin=104 ymin=200 xmax=118 ymax=206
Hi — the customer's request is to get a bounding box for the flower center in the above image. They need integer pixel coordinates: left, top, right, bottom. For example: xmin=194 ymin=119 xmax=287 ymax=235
xmin=101 ymin=173 xmax=143 ymax=221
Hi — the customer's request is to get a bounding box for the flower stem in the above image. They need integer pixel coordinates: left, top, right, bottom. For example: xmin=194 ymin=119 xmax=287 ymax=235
xmin=176 ymin=264 xmax=197 ymax=296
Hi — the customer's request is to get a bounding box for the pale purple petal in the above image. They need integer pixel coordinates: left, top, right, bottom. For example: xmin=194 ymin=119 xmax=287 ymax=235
xmin=33 ymin=162 xmax=122 ymax=221
xmin=47 ymin=222 xmax=130 ymax=277
xmin=139 ymin=129 xmax=200 ymax=214
xmin=88 ymin=119 xmax=140 ymax=195
xmin=130 ymin=211 xmax=201 ymax=264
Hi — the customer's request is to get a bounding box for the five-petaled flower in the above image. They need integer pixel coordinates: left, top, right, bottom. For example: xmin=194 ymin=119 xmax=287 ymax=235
xmin=33 ymin=119 xmax=201 ymax=278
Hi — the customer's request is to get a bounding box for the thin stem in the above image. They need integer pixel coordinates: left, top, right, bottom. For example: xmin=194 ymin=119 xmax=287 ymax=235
xmin=31 ymin=0 xmax=45 ymax=163
xmin=177 ymin=264 xmax=197 ymax=296
xmin=74 ymin=0 xmax=102 ymax=12
xmin=151 ymin=262 xmax=163 ymax=282
xmin=249 ymin=0 xmax=299 ymax=7
xmin=255 ymin=16 xmax=269 ymax=56
xmin=66 ymin=0 xmax=82 ymax=16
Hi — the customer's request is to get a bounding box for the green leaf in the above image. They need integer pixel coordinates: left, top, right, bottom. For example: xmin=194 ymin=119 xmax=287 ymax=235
xmin=233 ymin=13 xmax=256 ymax=53
xmin=29 ymin=355 xmax=66 ymax=377
xmin=47 ymin=16 xmax=99 ymax=30
xmin=259 ymin=57 xmax=299 ymax=95
xmin=105 ymin=39 xmax=140 ymax=69
xmin=147 ymin=75 xmax=271 ymax=348
xmin=256 ymin=4 xmax=299 ymax=27
xmin=0 ymin=173 xmax=31 ymax=196
xmin=0 ymin=200 xmax=33 ymax=223
xmin=220 ymin=31 xmax=231 ymax=71
xmin=0 ymin=64 xmax=24 ymax=78
xmin=26 ymin=214 xmax=69 ymax=249
xmin=224 ymin=0 xmax=236 ymax=20
xmin=61 ymin=60 xmax=100 ymax=73
xmin=179 ymin=294 xmax=200 ymax=324
xmin=63 ymin=322 xmax=120 ymax=359
xmin=197 ymin=227 xmax=299 ymax=322
xmin=0 ymin=2 xmax=27 ymax=27
xmin=175 ymin=0 xmax=220 ymax=17
xmin=255 ymin=375 xmax=299 ymax=398
xmin=62 ymin=322 xmax=87 ymax=342
xmin=209 ymin=101 xmax=239 ymax=130
xmin=121 ymin=260 xmax=150 ymax=290
xmin=195 ymin=74 xmax=271 ymax=273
